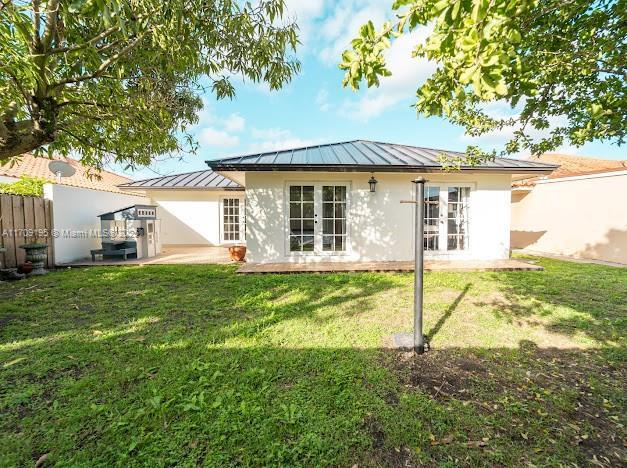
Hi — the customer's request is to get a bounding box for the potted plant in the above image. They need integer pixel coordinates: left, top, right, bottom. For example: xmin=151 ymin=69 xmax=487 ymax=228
xmin=228 ymin=245 xmax=247 ymax=262
xmin=19 ymin=233 xmax=49 ymax=275
xmin=18 ymin=261 xmax=34 ymax=274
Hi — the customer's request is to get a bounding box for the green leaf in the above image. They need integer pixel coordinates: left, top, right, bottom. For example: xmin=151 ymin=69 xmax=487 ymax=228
xmin=495 ymin=82 xmax=508 ymax=96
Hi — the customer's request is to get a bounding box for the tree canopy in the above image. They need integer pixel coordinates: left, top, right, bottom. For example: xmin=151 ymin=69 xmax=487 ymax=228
xmin=340 ymin=0 xmax=626 ymax=161
xmin=0 ymin=0 xmax=299 ymax=170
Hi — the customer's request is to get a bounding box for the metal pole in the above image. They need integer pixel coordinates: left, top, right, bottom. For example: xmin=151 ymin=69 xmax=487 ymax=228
xmin=413 ymin=178 xmax=426 ymax=354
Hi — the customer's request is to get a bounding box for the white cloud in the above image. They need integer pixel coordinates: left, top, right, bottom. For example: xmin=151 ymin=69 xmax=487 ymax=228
xmin=283 ymin=0 xmax=393 ymax=63
xmin=316 ymin=89 xmax=330 ymax=112
xmin=198 ymin=127 xmax=240 ymax=147
xmin=224 ymin=113 xmax=245 ymax=132
xmin=318 ymin=2 xmax=389 ymax=66
xmin=254 ymin=138 xmax=318 ymax=153
xmin=339 ymin=27 xmax=436 ymax=121
xmin=251 ymin=127 xmax=292 ymax=140
xmin=284 ymin=0 xmax=327 ymax=52
xmin=194 ymin=104 xmax=244 ymax=150
xmin=249 ymin=126 xmax=319 ymax=152
xmin=195 ymin=97 xmax=215 ymax=128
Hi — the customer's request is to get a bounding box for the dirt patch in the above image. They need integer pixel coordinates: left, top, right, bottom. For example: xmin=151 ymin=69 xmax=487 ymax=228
xmin=389 ymin=349 xmax=488 ymax=401
xmin=383 ymin=345 xmax=627 ymax=465
xmin=362 ymin=414 xmax=413 ymax=467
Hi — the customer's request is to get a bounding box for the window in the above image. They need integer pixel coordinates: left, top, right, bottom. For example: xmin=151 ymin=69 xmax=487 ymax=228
xmin=423 ymin=186 xmax=440 ymax=251
xmin=223 ymin=198 xmax=242 ymax=242
xmin=286 ymin=183 xmax=350 ymax=254
xmin=447 ymin=187 xmax=470 ymax=250
xmin=289 ymin=185 xmax=315 ymax=252
xmin=322 ymin=185 xmax=347 ymax=252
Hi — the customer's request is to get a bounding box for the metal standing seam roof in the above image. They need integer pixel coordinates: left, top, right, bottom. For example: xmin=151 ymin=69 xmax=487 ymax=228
xmin=118 ymin=169 xmax=243 ymax=190
xmin=205 ymin=140 xmax=559 ymax=173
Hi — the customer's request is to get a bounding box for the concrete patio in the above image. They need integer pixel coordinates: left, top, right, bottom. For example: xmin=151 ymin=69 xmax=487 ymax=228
xmin=237 ymin=258 xmax=543 ymax=274
xmin=60 ymin=245 xmax=542 ymax=273
xmin=60 ymin=245 xmax=235 ymax=266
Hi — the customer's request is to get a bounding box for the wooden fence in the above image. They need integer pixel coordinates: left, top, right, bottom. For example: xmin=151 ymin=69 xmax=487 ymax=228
xmin=0 ymin=194 xmax=54 ymax=269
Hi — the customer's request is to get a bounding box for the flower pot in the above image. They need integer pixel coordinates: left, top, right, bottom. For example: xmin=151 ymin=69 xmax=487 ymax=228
xmin=18 ymin=261 xmax=33 ymax=275
xmin=228 ymin=245 xmax=247 ymax=262
xmin=19 ymin=243 xmax=48 ymax=275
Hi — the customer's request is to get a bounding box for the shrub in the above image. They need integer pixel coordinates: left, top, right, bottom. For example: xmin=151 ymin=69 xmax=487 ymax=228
xmin=0 ymin=175 xmax=47 ymax=197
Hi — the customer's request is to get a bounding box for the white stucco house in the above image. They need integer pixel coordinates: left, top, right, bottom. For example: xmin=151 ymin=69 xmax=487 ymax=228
xmin=120 ymin=140 xmax=556 ymax=265
xmin=119 ymin=170 xmax=244 ymax=247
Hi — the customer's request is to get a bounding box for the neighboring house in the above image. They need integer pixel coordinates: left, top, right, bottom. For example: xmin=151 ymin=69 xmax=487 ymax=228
xmin=186 ymin=140 xmax=555 ymax=264
xmin=0 ymin=153 xmax=149 ymax=266
xmin=118 ymin=170 xmax=244 ymax=246
xmin=0 ymin=153 xmax=133 ymax=193
xmin=511 ymin=153 xmax=627 ymax=265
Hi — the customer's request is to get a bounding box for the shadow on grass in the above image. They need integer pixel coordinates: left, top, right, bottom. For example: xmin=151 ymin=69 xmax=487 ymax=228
xmin=426 ymin=283 xmax=471 ymax=341
xmin=0 ymin=326 xmax=624 ymax=466
xmin=1 ymin=262 xmax=625 ymax=465
xmin=0 ymin=265 xmax=403 ymax=346
xmin=476 ymin=258 xmax=627 ymax=345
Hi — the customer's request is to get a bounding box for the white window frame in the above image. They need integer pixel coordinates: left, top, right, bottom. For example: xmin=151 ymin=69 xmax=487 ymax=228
xmin=284 ymin=181 xmax=352 ymax=257
xmin=424 ymin=182 xmax=474 ymax=257
xmin=220 ymin=196 xmax=246 ymax=244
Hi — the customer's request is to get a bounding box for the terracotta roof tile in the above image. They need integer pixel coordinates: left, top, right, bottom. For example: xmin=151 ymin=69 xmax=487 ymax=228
xmin=534 ymin=153 xmax=626 ymax=178
xmin=513 ymin=153 xmax=626 ymax=187
xmin=0 ymin=153 xmax=133 ymax=194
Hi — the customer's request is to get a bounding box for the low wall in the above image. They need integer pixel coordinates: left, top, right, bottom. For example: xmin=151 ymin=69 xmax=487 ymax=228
xmin=511 ymin=171 xmax=627 ymax=265
xmin=44 ymin=184 xmax=149 ymax=264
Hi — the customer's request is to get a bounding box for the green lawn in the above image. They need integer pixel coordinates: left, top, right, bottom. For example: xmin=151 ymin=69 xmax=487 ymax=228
xmin=1 ymin=257 xmax=625 ymax=466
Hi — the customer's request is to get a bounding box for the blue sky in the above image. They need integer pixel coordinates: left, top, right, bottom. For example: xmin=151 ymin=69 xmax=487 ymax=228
xmin=118 ymin=0 xmax=625 ymax=180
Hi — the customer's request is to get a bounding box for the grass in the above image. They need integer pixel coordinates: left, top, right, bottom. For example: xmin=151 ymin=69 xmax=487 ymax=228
xmin=0 ymin=256 xmax=625 ymax=466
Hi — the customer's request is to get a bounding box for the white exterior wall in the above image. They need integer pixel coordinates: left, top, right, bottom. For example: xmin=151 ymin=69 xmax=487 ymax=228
xmin=511 ymin=171 xmax=627 ymax=264
xmin=143 ymin=189 xmax=245 ymax=246
xmin=244 ymin=171 xmax=513 ymax=263
xmin=0 ymin=175 xmax=19 ymax=183
xmin=44 ymin=184 xmax=149 ymax=264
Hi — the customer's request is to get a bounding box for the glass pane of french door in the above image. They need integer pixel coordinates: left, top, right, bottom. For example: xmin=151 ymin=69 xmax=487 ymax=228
xmin=423 ymin=186 xmax=440 ymax=251
xmin=223 ymin=198 xmax=241 ymax=241
xmin=322 ymin=185 xmax=347 ymax=251
xmin=289 ymin=185 xmax=315 ymax=252
xmin=447 ymin=186 xmax=470 ymax=250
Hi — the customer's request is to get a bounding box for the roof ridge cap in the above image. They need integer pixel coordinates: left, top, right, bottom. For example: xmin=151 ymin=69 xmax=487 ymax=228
xmin=120 ymin=169 xmax=212 ymax=185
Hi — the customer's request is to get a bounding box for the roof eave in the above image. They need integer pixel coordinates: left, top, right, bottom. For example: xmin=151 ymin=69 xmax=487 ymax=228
xmin=206 ymin=163 xmax=558 ymax=174
xmin=117 ymin=185 xmax=244 ymax=191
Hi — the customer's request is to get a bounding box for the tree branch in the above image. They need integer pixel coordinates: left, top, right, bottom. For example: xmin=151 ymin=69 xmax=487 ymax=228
xmin=57 ymin=126 xmax=124 ymax=159
xmin=56 ymin=100 xmax=113 ymax=109
xmin=52 ymin=32 xmax=148 ymax=87
xmin=33 ymin=0 xmax=41 ymax=49
xmin=0 ymin=62 xmax=32 ymax=110
xmin=0 ymin=1 xmax=12 ymax=14
xmin=0 ymin=119 xmax=54 ymax=162
xmin=40 ymin=0 xmax=60 ymax=50
xmin=46 ymin=26 xmax=120 ymax=55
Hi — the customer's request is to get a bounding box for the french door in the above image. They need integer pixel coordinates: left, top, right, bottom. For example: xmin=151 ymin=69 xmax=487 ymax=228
xmin=287 ymin=183 xmax=349 ymax=255
xmin=221 ymin=197 xmax=245 ymax=243
xmin=423 ymin=185 xmax=471 ymax=254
